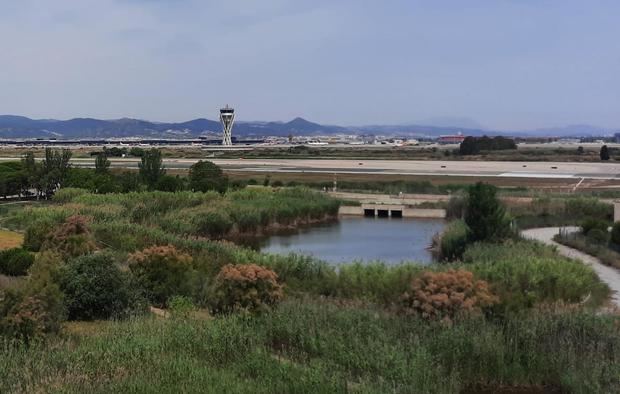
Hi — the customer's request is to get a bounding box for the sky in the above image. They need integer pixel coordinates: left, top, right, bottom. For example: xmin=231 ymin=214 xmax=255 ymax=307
xmin=0 ymin=0 xmax=619 ymax=130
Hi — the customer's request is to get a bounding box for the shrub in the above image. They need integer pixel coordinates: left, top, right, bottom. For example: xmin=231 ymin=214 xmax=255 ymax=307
xmin=463 ymin=241 xmax=608 ymax=312
xmin=0 ymin=292 xmax=56 ymax=342
xmin=23 ymin=221 xmax=54 ymax=252
xmin=445 ymin=194 xmax=466 ymax=220
xmin=587 ymin=228 xmax=608 ymax=245
xmin=437 ymin=220 xmax=469 ymax=261
xmin=210 ymin=264 xmax=284 ymax=314
xmin=566 ymin=198 xmax=612 ymax=221
xmin=193 ymin=211 xmax=233 ymax=239
xmin=1 ymin=252 xmax=66 ymax=341
xmin=465 ymin=183 xmax=511 ymax=243
xmin=0 ymin=248 xmax=34 ymax=276
xmin=189 ymin=160 xmax=228 ymax=193
xmin=581 ymin=218 xmax=609 ymax=235
xmin=167 ymin=295 xmax=195 ymax=318
xmin=43 ymin=215 xmax=97 ymax=258
xmin=611 ymin=222 xmax=620 ymax=245
xmin=398 ymin=269 xmax=497 ymax=322
xmin=128 ymin=245 xmax=194 ymax=307
xmin=59 ymin=254 xmax=133 ymax=320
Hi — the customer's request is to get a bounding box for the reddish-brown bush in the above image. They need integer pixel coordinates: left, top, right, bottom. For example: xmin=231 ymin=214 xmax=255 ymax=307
xmin=210 ymin=264 xmax=284 ymax=314
xmin=0 ymin=285 xmax=64 ymax=342
xmin=398 ymin=269 xmax=498 ymax=322
xmin=43 ymin=215 xmax=97 ymax=258
xmin=128 ymin=245 xmax=194 ymax=307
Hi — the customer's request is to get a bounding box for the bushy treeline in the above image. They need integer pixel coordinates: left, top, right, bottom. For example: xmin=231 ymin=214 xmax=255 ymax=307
xmin=459 ymin=135 xmax=517 ymax=155
xmin=0 ymin=148 xmax=231 ymax=198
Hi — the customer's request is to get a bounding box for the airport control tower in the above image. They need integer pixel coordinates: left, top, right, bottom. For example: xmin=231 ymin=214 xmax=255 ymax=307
xmin=220 ymin=105 xmax=235 ymax=146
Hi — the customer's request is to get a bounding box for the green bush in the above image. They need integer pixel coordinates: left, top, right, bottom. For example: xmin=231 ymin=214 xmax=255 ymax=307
xmin=167 ymin=295 xmax=195 ymax=318
xmin=128 ymin=245 xmax=194 ymax=307
xmin=0 ymin=248 xmax=34 ymax=276
xmin=193 ymin=211 xmax=233 ymax=239
xmin=445 ymin=194 xmax=466 ymax=219
xmin=23 ymin=221 xmax=54 ymax=252
xmin=611 ymin=222 xmax=620 ymax=245
xmin=587 ymin=228 xmax=608 ymax=245
xmin=437 ymin=220 xmax=469 ymax=261
xmin=566 ymin=198 xmax=612 ymax=221
xmin=59 ymin=253 xmax=134 ymax=321
xmin=581 ymin=217 xmax=609 ymax=235
xmin=1 ymin=252 xmax=66 ymax=341
xmin=463 ymin=241 xmax=608 ymax=312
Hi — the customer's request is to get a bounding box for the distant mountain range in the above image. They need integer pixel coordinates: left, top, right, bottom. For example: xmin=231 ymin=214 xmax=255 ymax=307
xmin=0 ymin=115 xmax=617 ymax=139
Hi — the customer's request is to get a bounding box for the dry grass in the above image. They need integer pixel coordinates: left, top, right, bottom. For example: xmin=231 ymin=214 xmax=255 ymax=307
xmin=0 ymin=230 xmax=24 ymax=250
xmin=0 ymin=274 xmax=25 ymax=290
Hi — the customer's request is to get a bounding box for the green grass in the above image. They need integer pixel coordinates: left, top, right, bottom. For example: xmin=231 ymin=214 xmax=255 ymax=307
xmin=554 ymin=231 xmax=620 ymax=270
xmin=1 ymin=298 xmax=618 ymax=393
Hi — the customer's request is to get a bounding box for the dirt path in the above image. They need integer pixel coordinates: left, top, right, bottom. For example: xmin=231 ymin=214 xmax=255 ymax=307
xmin=522 ymin=227 xmax=620 ymax=309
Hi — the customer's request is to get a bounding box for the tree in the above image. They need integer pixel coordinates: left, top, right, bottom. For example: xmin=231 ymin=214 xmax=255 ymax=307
xmin=40 ymin=148 xmax=72 ymax=198
xmin=94 ymin=152 xmax=110 ymax=174
xmin=576 ymin=146 xmax=584 ymax=155
xmin=22 ymin=151 xmax=42 ymax=197
xmin=188 ymin=160 xmax=228 ymax=193
xmin=138 ymin=149 xmax=166 ymax=190
xmin=600 ymin=145 xmax=610 ymax=161
xmin=464 ymin=182 xmax=511 ymax=243
xmin=459 ymin=137 xmax=479 ymax=155
xmin=155 ymin=175 xmax=185 ymax=192
xmin=59 ymin=253 xmax=133 ymax=320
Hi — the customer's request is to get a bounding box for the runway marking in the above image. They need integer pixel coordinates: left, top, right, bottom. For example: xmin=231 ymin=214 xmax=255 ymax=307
xmin=498 ymin=172 xmax=575 ymax=179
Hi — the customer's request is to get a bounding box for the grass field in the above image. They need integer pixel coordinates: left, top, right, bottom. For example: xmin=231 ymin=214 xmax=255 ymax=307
xmin=0 ymin=229 xmax=23 ymax=250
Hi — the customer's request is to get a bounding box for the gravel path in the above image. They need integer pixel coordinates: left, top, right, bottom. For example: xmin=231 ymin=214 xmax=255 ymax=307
xmin=522 ymin=227 xmax=620 ymax=309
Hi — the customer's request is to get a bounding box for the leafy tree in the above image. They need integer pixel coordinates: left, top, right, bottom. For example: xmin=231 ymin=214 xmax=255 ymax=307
xmin=59 ymin=253 xmax=133 ymax=320
xmin=600 ymin=145 xmax=610 ymax=161
xmin=21 ymin=151 xmax=42 ymax=197
xmin=459 ymin=136 xmax=517 ymax=155
xmin=464 ymin=182 xmax=511 ymax=242
xmin=129 ymin=147 xmax=145 ymax=157
xmin=94 ymin=152 xmax=110 ymax=174
xmin=138 ymin=149 xmax=166 ymax=190
xmin=188 ymin=160 xmax=228 ymax=193
xmin=155 ymin=175 xmax=185 ymax=192
xmin=39 ymin=148 xmax=72 ymax=198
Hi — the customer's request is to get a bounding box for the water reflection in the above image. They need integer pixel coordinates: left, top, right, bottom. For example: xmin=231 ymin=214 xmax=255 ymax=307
xmin=244 ymin=217 xmax=445 ymax=265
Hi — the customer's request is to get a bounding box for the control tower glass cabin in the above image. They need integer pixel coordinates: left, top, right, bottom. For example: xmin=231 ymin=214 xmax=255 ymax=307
xmin=220 ymin=105 xmax=235 ymax=146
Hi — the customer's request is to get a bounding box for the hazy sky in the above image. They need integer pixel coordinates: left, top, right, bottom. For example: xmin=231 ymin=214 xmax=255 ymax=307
xmin=1 ymin=0 xmax=619 ymax=130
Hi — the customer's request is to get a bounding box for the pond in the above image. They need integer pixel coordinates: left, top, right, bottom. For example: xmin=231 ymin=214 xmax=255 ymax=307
xmin=247 ymin=217 xmax=445 ymax=265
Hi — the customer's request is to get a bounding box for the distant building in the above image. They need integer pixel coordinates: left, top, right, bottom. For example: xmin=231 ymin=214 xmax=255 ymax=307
xmin=219 ymin=105 xmax=235 ymax=146
xmin=437 ymin=135 xmax=466 ymax=144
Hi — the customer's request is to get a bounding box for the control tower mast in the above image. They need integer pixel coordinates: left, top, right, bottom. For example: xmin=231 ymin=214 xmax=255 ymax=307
xmin=220 ymin=105 xmax=234 ymax=146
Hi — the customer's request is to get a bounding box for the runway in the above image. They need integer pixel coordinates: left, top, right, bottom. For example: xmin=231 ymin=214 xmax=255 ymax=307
xmin=72 ymin=158 xmax=620 ymax=180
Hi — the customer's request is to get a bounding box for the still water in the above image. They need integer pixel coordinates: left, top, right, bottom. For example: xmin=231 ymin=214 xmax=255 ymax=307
xmin=254 ymin=217 xmax=445 ymax=265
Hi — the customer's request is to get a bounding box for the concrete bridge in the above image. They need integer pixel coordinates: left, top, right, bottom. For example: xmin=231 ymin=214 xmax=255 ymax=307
xmin=339 ymin=203 xmax=445 ymax=218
